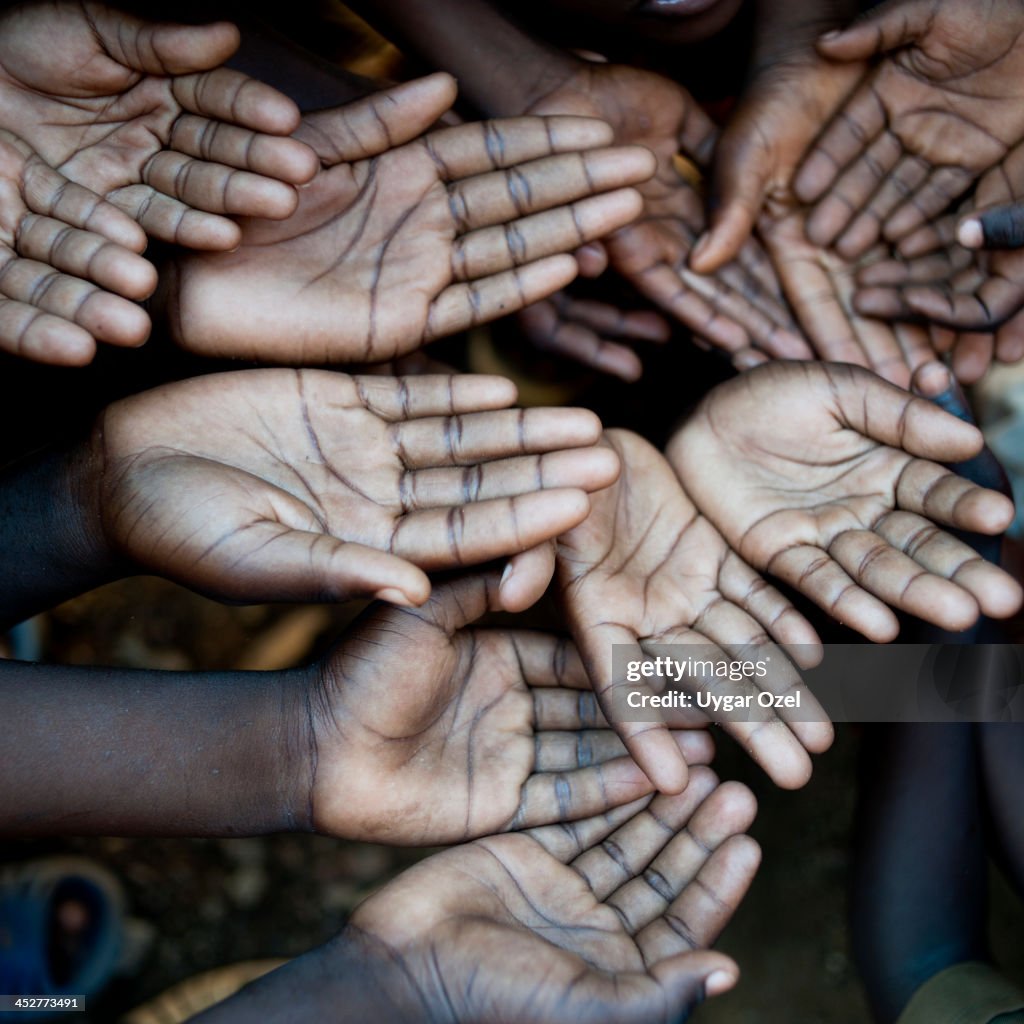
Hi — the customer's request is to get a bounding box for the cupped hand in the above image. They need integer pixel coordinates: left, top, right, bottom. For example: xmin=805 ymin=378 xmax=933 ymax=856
xmin=526 ymin=62 xmax=810 ymax=367
xmin=0 ymin=1 xmax=318 ymax=250
xmin=795 ymin=0 xmax=1024 ymax=257
xmin=165 ymin=74 xmax=654 ymax=363
xmin=517 ymin=286 xmax=670 ymax=382
xmin=346 ymin=770 xmax=760 ymax=1021
xmin=557 ymin=429 xmax=830 ymax=796
xmin=93 ymin=369 xmax=620 ymax=606
xmin=0 ymin=130 xmax=155 ymax=365
xmin=307 ymin=572 xmax=715 ymax=844
xmin=668 ymin=361 xmax=1023 ymax=643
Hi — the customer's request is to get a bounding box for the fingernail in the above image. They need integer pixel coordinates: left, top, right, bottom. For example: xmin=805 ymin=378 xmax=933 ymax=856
xmin=820 ymin=29 xmax=841 ymax=41
xmin=375 ymin=587 xmax=414 ymax=606
xmin=705 ymin=970 xmax=735 ymax=998
xmin=957 ymin=218 xmax=984 ymax=249
xmin=500 ymin=562 xmax=514 ymax=587
xmin=690 ymin=233 xmax=711 ymax=266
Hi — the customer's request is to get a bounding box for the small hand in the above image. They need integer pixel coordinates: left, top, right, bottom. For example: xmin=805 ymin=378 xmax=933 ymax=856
xmin=756 ymin=193 xmax=938 ymax=387
xmin=668 ymin=361 xmax=1023 ymax=643
xmin=557 ymin=429 xmax=830 ymax=795
xmin=0 ymin=130 xmax=155 ymax=365
xmin=795 ymin=0 xmax=1024 ymax=256
xmin=346 ymin=771 xmax=760 ymax=1021
xmin=94 ymin=369 xmax=619 ymax=606
xmin=517 ymin=285 xmax=670 ymax=382
xmin=527 ymin=62 xmax=810 ymax=366
xmin=166 ymin=74 xmax=654 ymax=363
xmin=0 ymin=1 xmax=318 ymax=250
xmin=308 ymin=572 xmax=714 ymax=844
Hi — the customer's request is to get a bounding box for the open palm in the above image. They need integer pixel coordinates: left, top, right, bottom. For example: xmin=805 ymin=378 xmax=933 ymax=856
xmin=96 ymin=369 xmax=618 ymax=607
xmin=0 ymin=2 xmax=317 ymax=250
xmin=557 ymin=429 xmax=830 ymax=796
xmin=166 ymin=75 xmax=653 ymax=364
xmin=347 ymin=771 xmax=759 ymax=1022
xmin=308 ymin=573 xmax=714 ymax=844
xmin=669 ymin=361 xmax=1023 ymax=643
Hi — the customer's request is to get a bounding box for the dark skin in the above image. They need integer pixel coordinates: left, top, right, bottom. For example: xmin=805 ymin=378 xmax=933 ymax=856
xmin=193 ymin=776 xmax=760 ymax=1023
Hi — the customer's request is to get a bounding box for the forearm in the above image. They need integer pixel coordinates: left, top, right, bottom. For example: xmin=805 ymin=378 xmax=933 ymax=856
xmin=0 ymin=660 xmax=314 ymax=837
xmin=190 ymin=928 xmax=425 ymax=1023
xmin=0 ymin=443 xmax=119 ymax=630
xmin=346 ymin=0 xmax=580 ymax=116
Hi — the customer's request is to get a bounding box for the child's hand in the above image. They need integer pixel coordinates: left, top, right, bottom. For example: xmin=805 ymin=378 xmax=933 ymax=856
xmin=668 ymin=361 xmax=1023 ymax=643
xmin=94 ymin=369 xmax=619 ymax=606
xmin=306 ymin=572 xmax=714 ymax=844
xmin=556 ymin=430 xmax=830 ymax=796
xmin=0 ymin=130 xmax=154 ymax=365
xmin=756 ymin=193 xmax=938 ymax=387
xmin=164 ymin=74 xmax=655 ymax=363
xmin=0 ymin=1 xmax=317 ymax=250
xmin=525 ymin=62 xmax=810 ymax=368
xmin=795 ymin=0 xmax=1024 ymax=257
xmin=197 ymin=775 xmax=757 ymax=1022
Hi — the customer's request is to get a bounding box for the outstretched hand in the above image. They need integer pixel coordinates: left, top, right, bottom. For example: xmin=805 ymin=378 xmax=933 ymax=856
xmin=165 ymin=73 xmax=654 ymax=364
xmin=0 ymin=130 xmax=155 ymax=365
xmin=526 ymin=62 xmax=810 ymax=368
xmin=668 ymin=361 xmax=1022 ymax=643
xmin=0 ymin=1 xmax=318 ymax=250
xmin=308 ymin=572 xmax=715 ymax=844
xmin=93 ymin=369 xmax=619 ymax=607
xmin=795 ymin=0 xmax=1024 ymax=257
xmin=557 ymin=429 xmax=830 ymax=795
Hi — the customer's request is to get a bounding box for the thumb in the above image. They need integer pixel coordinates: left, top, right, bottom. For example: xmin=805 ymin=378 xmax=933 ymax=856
xmin=90 ymin=6 xmax=240 ymax=75
xmin=816 ymin=0 xmax=934 ymax=61
xmin=690 ymin=128 xmax=768 ymax=273
xmin=300 ymin=73 xmax=459 ymax=165
xmin=499 ymin=542 xmax=556 ymax=612
xmin=650 ymin=952 xmax=741 ymax=1009
xmin=958 ymin=202 xmax=1024 ymax=250
xmin=416 ymin=571 xmax=505 ymax=634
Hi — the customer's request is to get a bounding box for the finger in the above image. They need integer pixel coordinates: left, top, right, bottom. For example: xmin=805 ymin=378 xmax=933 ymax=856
xmin=898 ymin=211 xmax=962 ymax=259
xmin=806 ymin=131 xmax=903 ymax=250
xmin=892 ymin=459 xmax=1015 ymax=535
xmin=533 ymin=687 xmax=609 ymax=730
xmin=884 ymin=166 xmax=976 ymax=245
xmin=828 ymin=528 xmax=981 ymax=631
xmin=876 ymin=510 xmax=1022 ymax=618
xmin=390 ymin=406 xmax=603 ymax=468
xmin=298 ymin=74 xmax=458 ymax=165
xmin=827 ymin=364 xmax=985 ymax=462
xmin=817 ymin=0 xmax=936 ymax=60
xmin=767 ymin=544 xmax=901 ymax=642
xmin=574 ymin=627 xmax=690 ymax=794
xmin=960 ymin=203 xmax=1024 ymax=250
xmin=190 ymin=525 xmax=432 ymax=606
xmin=525 ymin=797 xmax=653 ymax=863
xmin=91 ymin=12 xmax=240 ymax=76
xmin=0 ymin=297 xmax=95 ymax=365
xmin=605 ymin=781 xmax=758 ymax=934
xmin=447 ymin=149 xmax=654 ymax=233
xmin=500 ymin=542 xmax=557 ymax=612
xmin=535 ymin=728 xmax=714 ymax=776
xmin=511 ymin=754 xmax=667 ymax=829
xmin=903 ymin=275 xmax=1024 ymax=332
xmin=896 ymin=324 xmax=944 ymax=379
xmin=995 ymin=307 xmax=1024 ymax=363
xmin=172 ymin=67 xmax=304 ymax=135
xmin=637 ymin=835 xmax=761 ymax=963
xmin=22 ymin=160 xmax=147 ymax=252
xmin=0 ymin=257 xmax=149 ymax=346
xmin=422 ymin=116 xmax=618 ymax=182
xmin=350 ymin=373 xmax=518 ymax=419
xmin=856 ymin=248 xmax=971 ymax=289
xmin=793 ymin=83 xmax=887 ymax=205
xmin=16 ymin=215 xmax=156 ymax=300
xmin=169 ymin=115 xmax=318 ymax=186
xmin=389 ymin=489 xmax=594 ymax=569
xmin=570 ymin=769 xmax=720 ymax=902
xmin=107 ymin=184 xmax=240 ymax=250
xmin=425 ymin=255 xmax=578 ymax=340
xmin=142 ymin=151 xmax=300 ymax=220
xmin=952 ymin=331 xmax=997 ymax=384
xmin=402 ymin=447 xmax=620 ymax=510
xmin=556 ymin=293 xmax=670 ymax=342
xmin=451 ymin=188 xmax=643 ymax=280
xmin=506 ymin=632 xmax=588 ymax=689
xmin=574 ymin=241 xmax=609 ymax=277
